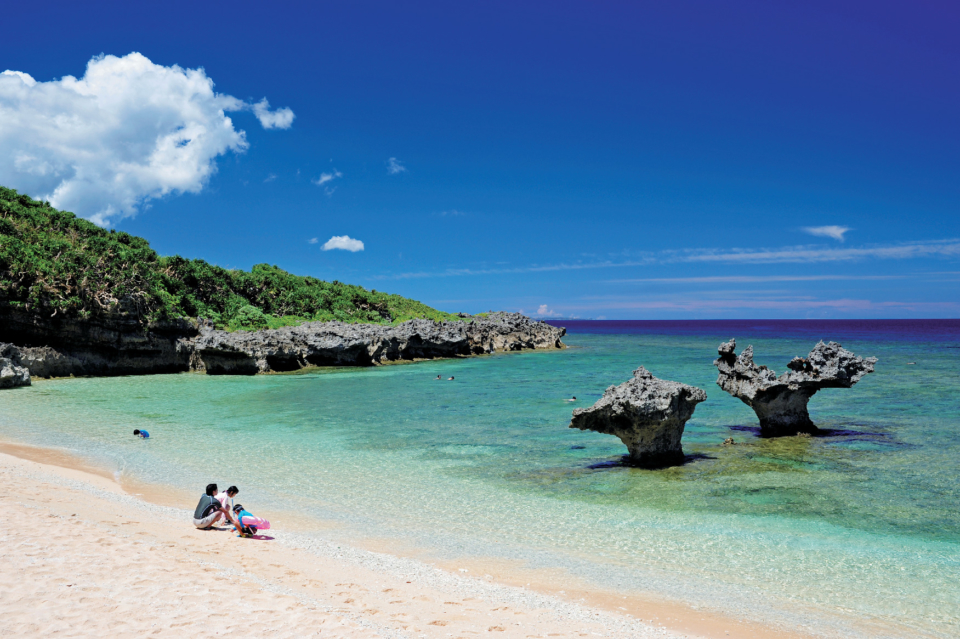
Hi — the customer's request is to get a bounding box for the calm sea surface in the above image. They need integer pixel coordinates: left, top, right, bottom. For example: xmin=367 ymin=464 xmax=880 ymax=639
xmin=2 ymin=320 xmax=959 ymax=636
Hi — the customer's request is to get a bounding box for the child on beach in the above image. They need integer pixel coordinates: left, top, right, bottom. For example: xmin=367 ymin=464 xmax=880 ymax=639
xmin=232 ymin=504 xmax=259 ymax=537
xmin=133 ymin=429 xmax=150 ymax=438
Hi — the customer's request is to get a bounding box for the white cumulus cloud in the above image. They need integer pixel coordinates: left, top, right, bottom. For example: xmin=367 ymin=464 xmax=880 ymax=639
xmin=802 ymin=225 xmax=851 ymax=241
xmin=321 ymin=235 xmax=364 ymax=252
xmin=308 ymin=237 xmax=319 ymax=244
xmin=0 ymin=52 xmax=294 ymax=226
xmin=387 ymin=157 xmax=406 ymax=174
xmin=535 ymin=304 xmax=561 ymax=317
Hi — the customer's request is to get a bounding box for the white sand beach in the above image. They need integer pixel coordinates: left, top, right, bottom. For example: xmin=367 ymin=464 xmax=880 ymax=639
xmin=0 ymin=445 xmax=813 ymax=639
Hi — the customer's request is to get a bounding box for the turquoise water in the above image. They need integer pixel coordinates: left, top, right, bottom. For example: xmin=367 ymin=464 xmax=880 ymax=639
xmin=1 ymin=325 xmax=958 ymax=636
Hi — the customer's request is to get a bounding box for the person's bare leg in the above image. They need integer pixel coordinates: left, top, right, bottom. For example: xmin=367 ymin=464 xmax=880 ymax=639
xmin=203 ymin=512 xmax=223 ymax=529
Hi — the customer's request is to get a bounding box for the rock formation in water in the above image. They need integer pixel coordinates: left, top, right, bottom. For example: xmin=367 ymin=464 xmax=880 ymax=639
xmin=569 ymin=366 xmax=707 ymax=467
xmin=0 ymin=343 xmax=31 ymax=388
xmin=0 ymin=311 xmax=565 ymax=378
xmin=714 ymin=338 xmax=877 ymax=437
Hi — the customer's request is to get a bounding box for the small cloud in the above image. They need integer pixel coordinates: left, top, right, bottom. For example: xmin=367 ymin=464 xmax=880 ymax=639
xmin=312 ymin=170 xmax=342 ymax=186
xmin=535 ymin=304 xmax=561 ymax=317
xmin=264 ymin=173 xmax=277 ymax=183
xmin=438 ymin=209 xmax=466 ymax=217
xmin=387 ymin=157 xmax=406 ymax=174
xmin=321 ymin=235 xmax=364 ymax=252
xmin=596 ymin=316 xmax=606 ymax=320
xmin=802 ymin=225 xmax=851 ymax=242
xmin=251 ymin=98 xmax=295 ymax=130
xmin=308 ymin=237 xmax=318 ymax=244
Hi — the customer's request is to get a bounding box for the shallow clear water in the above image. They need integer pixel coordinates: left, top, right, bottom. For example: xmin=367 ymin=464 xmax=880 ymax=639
xmin=1 ymin=321 xmax=958 ymax=636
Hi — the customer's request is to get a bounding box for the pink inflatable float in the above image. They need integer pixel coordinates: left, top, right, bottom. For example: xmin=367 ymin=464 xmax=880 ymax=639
xmin=240 ymin=515 xmax=270 ymax=530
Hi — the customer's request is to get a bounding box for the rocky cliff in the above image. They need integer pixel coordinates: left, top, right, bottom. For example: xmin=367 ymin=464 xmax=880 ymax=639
xmin=714 ymin=338 xmax=877 ymax=437
xmin=569 ymin=366 xmax=707 ymax=467
xmin=191 ymin=312 xmax=565 ymax=374
xmin=0 ymin=304 xmax=196 ymax=377
xmin=0 ymin=311 xmax=565 ymax=379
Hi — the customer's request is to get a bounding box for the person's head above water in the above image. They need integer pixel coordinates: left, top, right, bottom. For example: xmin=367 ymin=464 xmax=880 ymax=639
xmin=226 ymin=486 xmax=239 ymax=497
xmin=206 ymin=483 xmax=218 ymax=496
xmin=448 ymin=376 xmax=455 ymax=380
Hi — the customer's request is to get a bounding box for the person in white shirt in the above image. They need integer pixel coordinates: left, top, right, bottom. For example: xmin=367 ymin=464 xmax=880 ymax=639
xmin=216 ymin=485 xmax=239 ymax=513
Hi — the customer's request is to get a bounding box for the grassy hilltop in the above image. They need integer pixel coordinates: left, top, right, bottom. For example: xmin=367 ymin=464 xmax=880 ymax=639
xmin=0 ymin=187 xmax=457 ymax=330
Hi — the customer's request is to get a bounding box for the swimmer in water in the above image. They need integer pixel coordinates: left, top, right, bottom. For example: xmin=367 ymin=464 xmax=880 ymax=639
xmin=566 ymin=396 xmax=577 ymax=402
xmin=448 ymin=376 xmax=455 ymax=381
xmin=436 ymin=375 xmax=442 ymax=380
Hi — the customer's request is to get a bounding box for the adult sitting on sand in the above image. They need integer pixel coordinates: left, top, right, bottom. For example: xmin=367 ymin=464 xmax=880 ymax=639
xmin=193 ymin=483 xmax=238 ymax=530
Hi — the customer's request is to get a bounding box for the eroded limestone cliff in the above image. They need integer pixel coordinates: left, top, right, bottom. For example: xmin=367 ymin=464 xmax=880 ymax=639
xmin=0 ymin=311 xmax=565 ymax=379
xmin=192 ymin=312 xmax=565 ymax=374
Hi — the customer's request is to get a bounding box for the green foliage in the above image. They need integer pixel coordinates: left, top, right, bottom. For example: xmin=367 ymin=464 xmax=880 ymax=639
xmin=0 ymin=187 xmax=459 ymax=330
xmin=229 ymin=305 xmax=269 ymax=331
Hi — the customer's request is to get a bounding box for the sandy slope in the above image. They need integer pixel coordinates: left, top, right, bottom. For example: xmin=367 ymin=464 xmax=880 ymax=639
xmin=0 ymin=449 xmax=811 ymax=638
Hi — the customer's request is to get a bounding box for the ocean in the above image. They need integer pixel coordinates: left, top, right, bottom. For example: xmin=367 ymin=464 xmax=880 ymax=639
xmin=1 ymin=319 xmax=958 ymax=637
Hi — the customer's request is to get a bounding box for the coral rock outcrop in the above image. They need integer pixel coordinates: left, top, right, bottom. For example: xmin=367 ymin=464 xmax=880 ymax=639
xmin=569 ymin=366 xmax=707 ymax=467
xmin=0 ymin=343 xmax=31 ymax=388
xmin=1 ymin=309 xmax=565 ymax=378
xmin=192 ymin=312 xmax=565 ymax=374
xmin=714 ymin=338 xmax=877 ymax=437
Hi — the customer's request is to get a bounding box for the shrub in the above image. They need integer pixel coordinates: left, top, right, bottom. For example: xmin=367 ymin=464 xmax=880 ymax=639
xmin=229 ymin=305 xmax=269 ymax=331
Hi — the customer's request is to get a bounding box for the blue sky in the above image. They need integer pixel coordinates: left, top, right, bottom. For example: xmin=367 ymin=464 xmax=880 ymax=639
xmin=2 ymin=1 xmax=958 ymax=318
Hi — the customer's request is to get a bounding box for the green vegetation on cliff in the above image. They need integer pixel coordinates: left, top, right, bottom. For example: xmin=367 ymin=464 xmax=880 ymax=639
xmin=0 ymin=187 xmax=457 ymax=329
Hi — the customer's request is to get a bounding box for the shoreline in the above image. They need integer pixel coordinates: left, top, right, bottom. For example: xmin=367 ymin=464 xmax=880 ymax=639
xmin=0 ymin=437 xmax=817 ymax=639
